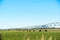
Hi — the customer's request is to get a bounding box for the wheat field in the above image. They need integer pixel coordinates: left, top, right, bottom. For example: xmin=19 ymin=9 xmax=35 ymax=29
xmin=0 ymin=29 xmax=60 ymax=40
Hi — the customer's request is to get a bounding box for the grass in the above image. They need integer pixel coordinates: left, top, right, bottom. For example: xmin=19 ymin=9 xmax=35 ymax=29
xmin=0 ymin=30 xmax=60 ymax=40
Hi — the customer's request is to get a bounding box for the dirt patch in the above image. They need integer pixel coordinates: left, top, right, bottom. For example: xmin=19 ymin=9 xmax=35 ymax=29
xmin=48 ymin=35 xmax=52 ymax=40
xmin=41 ymin=33 xmax=44 ymax=40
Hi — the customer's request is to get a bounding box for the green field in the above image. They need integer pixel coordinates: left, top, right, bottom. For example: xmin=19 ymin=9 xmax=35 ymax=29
xmin=0 ymin=30 xmax=60 ymax=40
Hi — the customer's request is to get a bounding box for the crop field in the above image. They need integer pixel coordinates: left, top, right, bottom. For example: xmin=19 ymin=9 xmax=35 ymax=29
xmin=0 ymin=29 xmax=60 ymax=40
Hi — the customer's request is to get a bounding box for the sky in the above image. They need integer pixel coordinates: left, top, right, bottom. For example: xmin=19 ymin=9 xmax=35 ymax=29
xmin=0 ymin=0 xmax=60 ymax=29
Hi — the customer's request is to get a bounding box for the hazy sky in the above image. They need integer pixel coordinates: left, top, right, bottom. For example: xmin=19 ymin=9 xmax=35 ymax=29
xmin=0 ymin=0 xmax=60 ymax=29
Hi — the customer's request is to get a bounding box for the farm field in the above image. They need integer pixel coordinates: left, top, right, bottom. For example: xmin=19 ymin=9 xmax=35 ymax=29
xmin=0 ymin=29 xmax=60 ymax=40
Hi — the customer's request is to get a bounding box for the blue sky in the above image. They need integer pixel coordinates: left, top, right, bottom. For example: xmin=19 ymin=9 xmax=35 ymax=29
xmin=0 ymin=0 xmax=60 ymax=29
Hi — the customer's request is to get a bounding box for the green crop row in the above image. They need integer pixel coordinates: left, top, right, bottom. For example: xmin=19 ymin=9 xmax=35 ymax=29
xmin=0 ymin=31 xmax=60 ymax=40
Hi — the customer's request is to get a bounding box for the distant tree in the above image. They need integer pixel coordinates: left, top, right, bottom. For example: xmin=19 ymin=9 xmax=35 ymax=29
xmin=45 ymin=30 xmax=47 ymax=32
xmin=8 ymin=29 xmax=10 ymax=31
xmin=26 ymin=29 xmax=28 ymax=32
xmin=33 ymin=30 xmax=35 ymax=32
xmin=29 ymin=30 xmax=31 ymax=32
xmin=39 ymin=30 xmax=41 ymax=32
xmin=23 ymin=29 xmax=25 ymax=31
